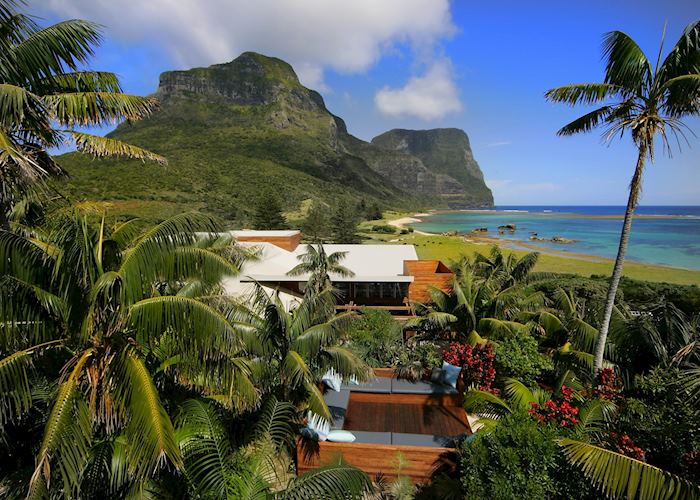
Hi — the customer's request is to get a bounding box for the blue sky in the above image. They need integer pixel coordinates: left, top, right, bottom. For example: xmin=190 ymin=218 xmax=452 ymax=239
xmin=32 ymin=0 xmax=699 ymax=205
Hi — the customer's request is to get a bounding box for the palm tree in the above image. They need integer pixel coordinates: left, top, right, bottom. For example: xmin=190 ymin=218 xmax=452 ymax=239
xmin=0 ymin=206 xmax=257 ymax=495
xmin=473 ymin=246 xmax=540 ymax=289
xmin=0 ymin=1 xmax=164 ymax=228
xmin=229 ymin=284 xmax=370 ymax=420
xmin=287 ymin=244 xmax=354 ymax=296
xmin=176 ymin=397 xmax=373 ymax=499
xmin=545 ymin=21 xmax=700 ymax=373
xmin=410 ymin=259 xmax=544 ymax=339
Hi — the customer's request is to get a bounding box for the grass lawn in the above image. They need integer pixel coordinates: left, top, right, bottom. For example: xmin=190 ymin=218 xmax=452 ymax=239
xmin=361 ymin=231 xmax=700 ymax=286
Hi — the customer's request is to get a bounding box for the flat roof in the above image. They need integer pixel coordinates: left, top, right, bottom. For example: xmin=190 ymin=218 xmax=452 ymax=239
xmin=235 ymin=242 xmax=418 ymax=283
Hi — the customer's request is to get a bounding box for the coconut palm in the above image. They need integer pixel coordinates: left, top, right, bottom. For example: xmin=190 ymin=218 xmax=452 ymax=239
xmin=0 ymin=206 xmax=257 ymax=495
xmin=228 ymin=284 xmax=370 ymax=420
xmin=0 ymin=0 xmax=164 ymax=228
xmin=473 ymin=246 xmax=540 ymax=288
xmin=410 ymin=260 xmax=544 ymax=339
xmin=176 ymin=397 xmax=373 ymax=499
xmin=545 ymin=21 xmax=700 ymax=373
xmin=287 ymin=244 xmax=354 ymax=296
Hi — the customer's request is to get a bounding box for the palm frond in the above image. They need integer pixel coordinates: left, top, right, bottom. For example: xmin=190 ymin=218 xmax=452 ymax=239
xmin=118 ymin=350 xmax=182 ymax=479
xmin=0 ymin=340 xmax=61 ymax=425
xmin=557 ymin=105 xmax=613 ymax=136
xmin=503 ymin=378 xmax=539 ymax=411
xmin=8 ymin=19 xmax=101 ymax=83
xmin=176 ymin=399 xmax=233 ymax=498
xmin=602 ymin=30 xmax=653 ymax=94
xmin=69 ymin=131 xmax=166 ymax=164
xmin=544 ymin=83 xmax=622 ymax=105
xmin=463 ymin=389 xmax=512 ymax=420
xmin=128 ymin=295 xmax=244 ymax=356
xmin=559 ymin=438 xmax=700 ymax=500
xmin=29 ymin=349 xmax=93 ymax=498
xmin=250 ymin=396 xmax=299 ymax=450
xmin=278 ymin=463 xmax=373 ymax=500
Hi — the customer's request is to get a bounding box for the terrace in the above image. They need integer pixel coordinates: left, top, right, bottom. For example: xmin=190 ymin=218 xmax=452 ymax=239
xmin=297 ymin=372 xmax=474 ymax=484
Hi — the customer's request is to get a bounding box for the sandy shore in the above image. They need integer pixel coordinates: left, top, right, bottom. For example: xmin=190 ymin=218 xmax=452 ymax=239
xmin=387 ymin=215 xmax=433 ymax=235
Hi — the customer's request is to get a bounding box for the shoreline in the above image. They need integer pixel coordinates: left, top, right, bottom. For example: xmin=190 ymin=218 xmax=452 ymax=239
xmin=386 ymin=214 xmax=697 ymax=272
xmin=425 ymin=208 xmax=698 ymax=220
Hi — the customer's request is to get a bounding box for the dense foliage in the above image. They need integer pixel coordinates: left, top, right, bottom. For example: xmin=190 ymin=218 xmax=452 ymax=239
xmin=346 ymin=308 xmax=403 ymax=367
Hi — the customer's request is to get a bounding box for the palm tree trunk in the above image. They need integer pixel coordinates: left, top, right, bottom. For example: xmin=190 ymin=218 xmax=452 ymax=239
xmin=593 ymin=147 xmax=647 ymax=372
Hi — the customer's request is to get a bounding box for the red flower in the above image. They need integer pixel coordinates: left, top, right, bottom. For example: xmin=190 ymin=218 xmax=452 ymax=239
xmin=529 ymin=385 xmax=580 ymax=428
xmin=593 ymin=368 xmax=624 ymax=401
xmin=443 ymin=342 xmax=497 ymax=393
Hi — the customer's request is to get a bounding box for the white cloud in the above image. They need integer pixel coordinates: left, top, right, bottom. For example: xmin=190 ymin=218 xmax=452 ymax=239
xmin=374 ymin=59 xmax=462 ymax=120
xmin=33 ymin=0 xmax=454 ymax=89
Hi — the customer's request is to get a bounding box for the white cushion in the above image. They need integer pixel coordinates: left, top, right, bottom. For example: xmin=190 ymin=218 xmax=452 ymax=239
xmin=326 ymin=430 xmax=356 ymax=443
xmin=322 ymin=369 xmax=342 ymax=392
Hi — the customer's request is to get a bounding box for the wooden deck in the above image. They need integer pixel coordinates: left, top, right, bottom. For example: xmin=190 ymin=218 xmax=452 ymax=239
xmin=344 ymin=393 xmax=469 ymax=435
xmin=297 ymin=383 xmax=470 ymax=484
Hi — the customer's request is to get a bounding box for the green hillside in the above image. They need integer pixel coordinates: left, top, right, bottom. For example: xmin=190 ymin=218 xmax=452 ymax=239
xmin=55 ymin=52 xmax=492 ymax=222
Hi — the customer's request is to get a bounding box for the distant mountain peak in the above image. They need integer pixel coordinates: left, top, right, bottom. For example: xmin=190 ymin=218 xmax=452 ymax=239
xmin=157 ymin=51 xmax=304 ymax=105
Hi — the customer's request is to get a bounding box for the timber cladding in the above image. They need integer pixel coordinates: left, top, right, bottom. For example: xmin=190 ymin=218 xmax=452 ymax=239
xmin=235 ymin=232 xmax=301 ymax=251
xmin=297 ymin=440 xmax=456 ymax=484
xmin=403 ymin=259 xmax=454 ymax=303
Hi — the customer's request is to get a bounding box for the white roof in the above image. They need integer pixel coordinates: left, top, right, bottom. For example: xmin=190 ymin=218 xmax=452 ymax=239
xmin=236 ymin=242 xmax=418 ymax=283
xmin=231 ymin=230 xmax=300 ymax=237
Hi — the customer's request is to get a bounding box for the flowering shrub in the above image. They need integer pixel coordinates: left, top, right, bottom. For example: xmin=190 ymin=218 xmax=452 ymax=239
xmin=610 ymin=432 xmax=646 ymax=461
xmin=443 ymin=342 xmax=496 ymax=392
xmin=593 ymin=368 xmax=624 ymax=401
xmin=529 ymin=385 xmax=579 ymax=427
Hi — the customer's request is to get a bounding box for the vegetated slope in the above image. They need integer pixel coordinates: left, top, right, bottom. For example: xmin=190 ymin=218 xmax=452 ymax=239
xmin=56 ymin=52 xmax=492 ymax=222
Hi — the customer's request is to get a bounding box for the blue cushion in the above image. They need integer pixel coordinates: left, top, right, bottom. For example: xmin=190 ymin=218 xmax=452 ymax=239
xmin=441 ymin=361 xmax=462 ymax=388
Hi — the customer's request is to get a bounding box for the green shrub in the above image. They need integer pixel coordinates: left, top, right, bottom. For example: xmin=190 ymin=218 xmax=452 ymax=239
xmin=460 ymin=413 xmax=558 ymax=499
xmin=371 ymin=224 xmax=396 ymax=234
xmin=493 ymin=331 xmax=553 ymax=387
xmin=346 ymin=309 xmax=402 ymax=367
xmin=617 ymin=366 xmax=700 ymax=479
xmin=394 ymin=341 xmax=441 ymax=381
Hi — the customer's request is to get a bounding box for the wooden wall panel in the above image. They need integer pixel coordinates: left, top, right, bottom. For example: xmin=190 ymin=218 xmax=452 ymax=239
xmin=236 ymin=233 xmax=301 ymax=251
xmin=403 ymin=259 xmax=454 ymax=303
xmin=297 ymin=440 xmax=455 ymax=484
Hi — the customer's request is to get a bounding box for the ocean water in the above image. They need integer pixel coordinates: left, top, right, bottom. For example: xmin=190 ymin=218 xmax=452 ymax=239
xmin=410 ymin=206 xmax=700 ymax=270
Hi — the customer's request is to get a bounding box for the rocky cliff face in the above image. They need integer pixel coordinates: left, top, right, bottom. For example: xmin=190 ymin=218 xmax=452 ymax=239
xmin=369 ymin=128 xmax=493 ymax=208
xmin=56 ymin=52 xmax=493 ymax=222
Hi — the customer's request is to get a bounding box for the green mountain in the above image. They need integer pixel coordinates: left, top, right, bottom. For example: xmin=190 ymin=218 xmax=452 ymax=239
xmin=56 ymin=52 xmax=493 ymax=222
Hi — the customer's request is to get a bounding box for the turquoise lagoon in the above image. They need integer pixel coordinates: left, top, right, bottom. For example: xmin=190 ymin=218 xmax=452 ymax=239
xmin=409 ymin=206 xmax=700 ymax=270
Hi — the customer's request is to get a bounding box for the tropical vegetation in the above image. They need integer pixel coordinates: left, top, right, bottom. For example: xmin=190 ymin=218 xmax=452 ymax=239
xmin=1 ymin=3 xmax=699 ymax=498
